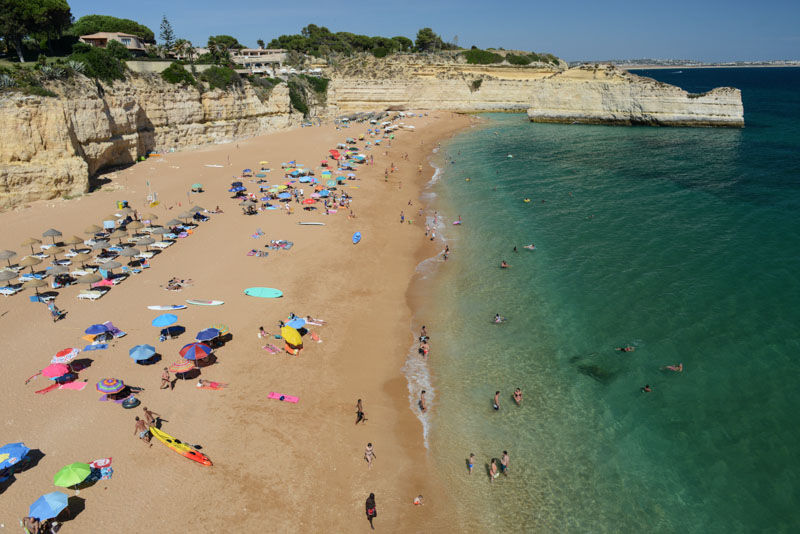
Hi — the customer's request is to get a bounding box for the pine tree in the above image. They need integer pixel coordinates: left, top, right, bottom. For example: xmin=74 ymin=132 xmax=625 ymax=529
xmin=159 ymin=15 xmax=175 ymax=52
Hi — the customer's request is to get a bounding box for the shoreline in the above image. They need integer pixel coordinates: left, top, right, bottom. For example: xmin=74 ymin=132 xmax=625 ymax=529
xmin=0 ymin=112 xmax=473 ymax=531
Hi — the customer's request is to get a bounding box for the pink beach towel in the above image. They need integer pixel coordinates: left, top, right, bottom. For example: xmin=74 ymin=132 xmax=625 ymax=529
xmin=59 ymin=381 xmax=87 ymax=391
xmin=268 ymin=392 xmax=298 ymax=403
xmin=263 ymin=344 xmax=280 ymax=354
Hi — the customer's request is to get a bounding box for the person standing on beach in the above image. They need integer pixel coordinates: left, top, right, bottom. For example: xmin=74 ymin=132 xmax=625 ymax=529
xmin=500 ymin=451 xmax=510 ymax=475
xmin=420 ymin=326 xmax=428 ymax=340
xmin=142 ymin=407 xmax=160 ymax=427
xmin=418 ymin=340 xmax=430 ymax=360
xmin=468 ymin=453 xmax=476 ymax=475
xmin=134 ymin=417 xmax=151 ymax=445
xmin=400 ymin=211 xmax=405 ymax=224
xmin=364 ymin=443 xmax=377 ymax=469
xmin=489 ymin=458 xmax=499 ymax=483
xmin=365 ymin=493 xmax=377 ymax=529
xmin=160 ymin=368 xmax=171 ymax=390
xmin=493 ymin=391 xmax=501 ymax=411
xmin=419 ymin=390 xmax=427 ymax=412
xmin=356 ymin=399 xmax=367 ymax=425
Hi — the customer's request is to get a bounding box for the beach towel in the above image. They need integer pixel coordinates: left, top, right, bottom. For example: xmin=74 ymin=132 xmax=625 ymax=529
xmin=268 ymin=392 xmax=298 ymax=403
xmin=90 ymin=457 xmax=112 ymax=469
xmin=263 ymin=344 xmax=280 ymax=354
xmin=35 ymin=384 xmax=59 ymax=394
xmin=98 ymin=395 xmax=126 ymax=403
xmin=310 ymin=332 xmax=322 ymax=343
xmin=84 ymin=344 xmax=108 ymax=351
xmin=59 ymin=381 xmax=87 ymax=391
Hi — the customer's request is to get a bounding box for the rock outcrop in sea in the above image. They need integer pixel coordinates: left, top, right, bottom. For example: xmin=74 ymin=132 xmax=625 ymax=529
xmin=526 ymin=65 xmax=744 ymax=127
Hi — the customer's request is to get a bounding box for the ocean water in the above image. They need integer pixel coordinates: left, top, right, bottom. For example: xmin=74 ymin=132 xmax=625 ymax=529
xmin=415 ymin=68 xmax=800 ymax=533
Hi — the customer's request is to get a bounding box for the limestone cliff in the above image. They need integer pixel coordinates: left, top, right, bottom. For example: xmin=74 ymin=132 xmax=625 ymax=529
xmin=526 ymin=65 xmax=744 ymax=127
xmin=0 ymin=74 xmax=297 ymax=211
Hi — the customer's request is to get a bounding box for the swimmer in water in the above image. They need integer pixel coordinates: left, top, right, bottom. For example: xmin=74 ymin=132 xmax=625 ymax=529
xmin=663 ymin=363 xmax=683 ymax=372
xmin=513 ymin=246 xmax=517 ymax=252
xmin=513 ymin=388 xmax=523 ymax=406
xmin=494 ymin=314 xmax=505 ymax=324
xmin=616 ymin=346 xmax=635 ymax=352
xmin=500 ymin=261 xmax=510 ymax=269
xmin=641 ymin=384 xmax=652 ymax=393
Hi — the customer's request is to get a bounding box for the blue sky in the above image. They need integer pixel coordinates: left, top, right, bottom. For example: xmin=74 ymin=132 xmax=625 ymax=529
xmin=69 ymin=0 xmax=800 ymax=61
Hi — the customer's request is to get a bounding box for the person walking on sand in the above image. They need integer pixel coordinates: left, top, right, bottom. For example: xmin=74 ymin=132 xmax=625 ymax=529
xmin=160 ymin=368 xmax=171 ymax=390
xmin=500 ymin=451 xmax=510 ymax=475
xmin=493 ymin=391 xmax=500 ymax=411
xmin=142 ymin=407 xmax=160 ymax=427
xmin=356 ymin=399 xmax=367 ymax=425
xmin=134 ymin=417 xmax=152 ymax=446
xmin=400 ymin=211 xmax=405 ymax=224
xmin=489 ymin=458 xmax=499 ymax=483
xmin=365 ymin=493 xmax=377 ymax=529
xmin=413 ymin=495 xmax=424 ymax=506
xmin=419 ymin=390 xmax=427 ymax=412
xmin=364 ymin=443 xmax=377 ymax=469
xmin=468 ymin=453 xmax=476 ymax=475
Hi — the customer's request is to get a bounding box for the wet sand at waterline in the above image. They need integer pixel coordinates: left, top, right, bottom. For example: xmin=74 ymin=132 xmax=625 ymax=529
xmin=0 ymin=112 xmax=472 ymax=532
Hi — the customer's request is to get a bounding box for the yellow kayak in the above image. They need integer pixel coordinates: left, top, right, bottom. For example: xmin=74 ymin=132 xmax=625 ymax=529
xmin=149 ymin=426 xmax=212 ymax=466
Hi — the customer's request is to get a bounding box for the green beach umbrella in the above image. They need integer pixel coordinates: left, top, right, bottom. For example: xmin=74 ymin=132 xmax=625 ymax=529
xmin=53 ymin=462 xmax=91 ymax=488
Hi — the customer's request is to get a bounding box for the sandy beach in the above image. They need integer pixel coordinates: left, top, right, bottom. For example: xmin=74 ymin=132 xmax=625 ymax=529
xmin=0 ymin=111 xmax=472 ymax=532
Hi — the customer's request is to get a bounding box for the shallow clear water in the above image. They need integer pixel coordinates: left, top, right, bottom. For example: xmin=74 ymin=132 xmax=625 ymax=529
xmin=418 ymin=68 xmax=800 ymax=533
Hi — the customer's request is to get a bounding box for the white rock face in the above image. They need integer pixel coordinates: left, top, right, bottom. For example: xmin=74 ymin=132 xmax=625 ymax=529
xmin=0 ymin=75 xmax=297 ymax=211
xmin=526 ymin=65 xmax=744 ymax=127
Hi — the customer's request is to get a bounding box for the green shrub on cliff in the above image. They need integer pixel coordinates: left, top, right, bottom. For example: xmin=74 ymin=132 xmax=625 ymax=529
xmin=505 ymin=54 xmax=532 ymax=65
xmin=68 ymin=43 xmax=126 ymax=83
xmin=200 ymin=65 xmax=240 ymax=90
xmin=462 ymin=49 xmax=503 ymax=65
xmin=287 ymin=79 xmax=309 ymax=116
xmin=161 ymin=61 xmax=195 ymax=85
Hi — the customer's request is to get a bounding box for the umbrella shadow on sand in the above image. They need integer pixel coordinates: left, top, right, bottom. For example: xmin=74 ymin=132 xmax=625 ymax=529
xmin=195 ymin=354 xmax=218 ymax=368
xmin=55 ymin=495 xmax=86 ymax=525
xmin=70 ymin=358 xmax=94 ymax=372
xmin=136 ymin=354 xmax=162 ymax=366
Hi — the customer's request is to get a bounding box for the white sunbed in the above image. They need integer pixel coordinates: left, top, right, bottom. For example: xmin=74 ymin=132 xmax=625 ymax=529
xmin=0 ymin=284 xmax=22 ymax=297
xmin=151 ymin=241 xmax=174 ymax=249
xmin=78 ymin=288 xmax=108 ymax=300
xmin=136 ymin=251 xmax=156 ymax=259
xmin=95 ymin=255 xmax=118 ymax=264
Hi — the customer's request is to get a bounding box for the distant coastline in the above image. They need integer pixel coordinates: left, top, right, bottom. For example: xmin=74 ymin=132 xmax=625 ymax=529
xmin=622 ymin=63 xmax=800 ymax=70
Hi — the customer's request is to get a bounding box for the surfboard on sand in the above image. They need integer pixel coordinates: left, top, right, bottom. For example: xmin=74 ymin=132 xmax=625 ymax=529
xmin=298 ymin=222 xmax=325 ymax=226
xmin=268 ymin=392 xmax=298 ymax=403
xmin=186 ymin=299 xmax=224 ymax=306
xmin=244 ymin=287 xmax=283 ymax=298
xmin=148 ymin=305 xmax=187 ymax=310
xmin=352 ymin=232 xmax=362 ymax=244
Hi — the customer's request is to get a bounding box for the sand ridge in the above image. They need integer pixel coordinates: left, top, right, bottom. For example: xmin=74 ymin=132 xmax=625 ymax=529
xmin=0 ymin=112 xmax=472 ymax=532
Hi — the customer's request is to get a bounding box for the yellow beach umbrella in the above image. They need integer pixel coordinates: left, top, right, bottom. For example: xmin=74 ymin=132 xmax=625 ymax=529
xmin=280 ymin=326 xmax=302 ymax=347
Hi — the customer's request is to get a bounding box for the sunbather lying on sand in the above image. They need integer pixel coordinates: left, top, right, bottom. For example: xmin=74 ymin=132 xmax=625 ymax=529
xmin=168 ymin=277 xmax=194 ymax=286
xmin=197 ymin=379 xmax=229 ymax=389
xmin=306 ymin=316 xmax=326 ymax=325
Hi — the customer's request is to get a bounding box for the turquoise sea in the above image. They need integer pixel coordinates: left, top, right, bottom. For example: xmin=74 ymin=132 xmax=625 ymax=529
xmin=413 ymin=68 xmax=800 ymax=533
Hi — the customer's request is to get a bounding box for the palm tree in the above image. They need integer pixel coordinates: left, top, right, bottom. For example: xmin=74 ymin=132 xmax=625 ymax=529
xmin=174 ymin=39 xmax=194 ymax=63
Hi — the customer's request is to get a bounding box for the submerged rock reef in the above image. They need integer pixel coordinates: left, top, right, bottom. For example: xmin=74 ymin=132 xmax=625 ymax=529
xmin=526 ymin=65 xmax=744 ymax=127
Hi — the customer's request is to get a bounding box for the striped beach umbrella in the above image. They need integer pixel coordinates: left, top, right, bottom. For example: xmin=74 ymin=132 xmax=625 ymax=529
xmin=179 ymin=342 xmax=212 ymax=360
xmin=51 ymin=348 xmax=80 ymax=364
xmin=211 ymin=323 xmax=229 ymax=336
xmin=96 ymin=378 xmax=125 ymax=394
xmin=169 ymin=359 xmax=195 ymax=373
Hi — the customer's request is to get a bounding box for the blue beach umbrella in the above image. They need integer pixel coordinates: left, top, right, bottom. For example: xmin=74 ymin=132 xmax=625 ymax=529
xmin=0 ymin=442 xmax=30 ymax=469
xmin=152 ymin=314 xmax=177 ymax=327
xmin=85 ymin=324 xmax=108 ymax=335
xmin=287 ymin=317 xmax=306 ymax=330
xmin=319 ymin=190 xmax=330 ymax=198
xmin=299 ymin=176 xmax=311 ymax=183
xmin=29 ymin=491 xmax=68 ymax=520
xmin=243 ymin=169 xmax=252 ymax=173
xmin=195 ymin=328 xmax=220 ymax=342
xmin=278 ymin=192 xmax=292 ymax=200
xmin=179 ymin=342 xmax=213 ymax=361
xmin=129 ymin=344 xmax=156 ymax=361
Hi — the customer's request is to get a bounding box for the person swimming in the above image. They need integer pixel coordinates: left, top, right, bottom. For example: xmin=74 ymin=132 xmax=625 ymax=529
xmin=500 ymin=261 xmax=510 ymax=268
xmin=494 ymin=314 xmax=505 ymax=324
xmin=616 ymin=346 xmax=635 ymax=352
xmin=663 ymin=363 xmax=683 ymax=372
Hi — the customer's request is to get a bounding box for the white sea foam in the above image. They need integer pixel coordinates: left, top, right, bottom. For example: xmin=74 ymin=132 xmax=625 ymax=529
xmin=401 ymin=338 xmax=434 ymax=448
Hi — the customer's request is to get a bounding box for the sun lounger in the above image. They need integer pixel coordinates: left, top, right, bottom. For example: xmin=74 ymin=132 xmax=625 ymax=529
xmin=78 ymin=289 xmax=108 ymax=300
xmin=0 ymin=284 xmax=22 ymax=297
xmin=18 ymin=273 xmax=44 ymax=281
xmin=136 ymin=251 xmax=155 ymax=259
xmin=151 ymin=241 xmax=174 ymax=249
xmin=102 ymin=321 xmax=126 ymax=338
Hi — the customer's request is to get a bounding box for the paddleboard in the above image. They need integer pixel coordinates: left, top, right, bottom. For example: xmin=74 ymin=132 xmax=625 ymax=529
xmin=148 ymin=305 xmax=187 ymax=311
xmin=244 ymin=287 xmax=283 ymax=298
xmin=149 ymin=426 xmax=212 ymax=466
xmin=186 ymin=299 xmax=224 ymax=306
xmin=352 ymin=232 xmax=362 ymax=244
xmin=298 ymin=222 xmax=325 ymax=226
xmin=268 ymin=392 xmax=298 ymax=403
xmin=204 ymin=164 xmax=224 ymax=168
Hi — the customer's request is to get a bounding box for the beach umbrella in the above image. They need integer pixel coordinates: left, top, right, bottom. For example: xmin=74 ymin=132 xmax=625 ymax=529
xmin=143 ymin=214 xmax=159 ymax=225
xmin=211 ymin=323 xmax=229 ymax=336
xmin=287 ymin=317 xmax=306 ymax=330
xmin=126 ymin=220 xmax=144 ymax=231
xmin=255 ymin=173 xmax=266 ymax=178
xmin=53 ymin=462 xmax=91 ymax=488
xmin=150 ymin=227 xmax=168 ymax=236
xmin=169 ymin=359 xmax=195 ymax=373
xmin=135 ymin=237 xmax=155 ymax=246
xmin=109 ymin=229 xmax=128 ymax=243
xmin=42 ymin=229 xmax=62 ymax=243
xmin=44 ymin=246 xmax=65 ymax=258
xmin=166 ymin=219 xmax=183 ymax=227
xmin=71 ymin=253 xmax=92 ymax=266
xmin=192 ymin=183 xmax=203 ymax=190
xmin=0 ymin=249 xmax=16 ymax=267
xmin=129 ymin=344 xmax=156 ymax=361
xmin=259 ymin=161 xmax=268 ymax=165
xmin=301 ymin=198 xmax=315 ymax=205
xmin=0 ymin=270 xmax=17 ymax=282
xmin=85 ymin=323 xmax=108 ymax=335
xmin=51 ymin=348 xmax=80 ymax=364
xmin=96 ymin=378 xmax=125 ymax=394
xmin=77 ymin=273 xmax=102 ymax=285
xmin=326 ymin=180 xmax=336 ymax=187
xmin=152 ymin=314 xmax=177 ymax=327
xmin=0 ymin=442 xmax=29 ymax=470
xmin=42 ymin=363 xmax=70 ymax=378
xmin=179 ymin=342 xmax=212 ymax=360
xmin=243 ymin=169 xmax=252 ymax=173
xmin=22 ymin=279 xmax=47 ymax=294
xmin=178 ymin=211 xmax=192 ymax=220
xmin=21 ymin=237 xmax=42 ymax=254
xmin=280 ymin=326 xmax=302 ymax=347
xmin=90 ymin=241 xmax=110 ymax=251
xmin=28 ymin=491 xmax=68 ymax=520
xmin=189 ymin=206 xmax=205 ymax=213
xmin=278 ymin=192 xmax=292 ymax=200
xmin=102 ymin=260 xmax=122 ymax=271
xmin=63 ymin=236 xmax=83 ymax=246
xmin=84 ymin=224 xmax=103 ymax=235
xmin=47 ymin=265 xmax=69 ymax=276
xmin=195 ymin=328 xmax=220 ymax=342
xmin=119 ymin=248 xmax=140 ymax=258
